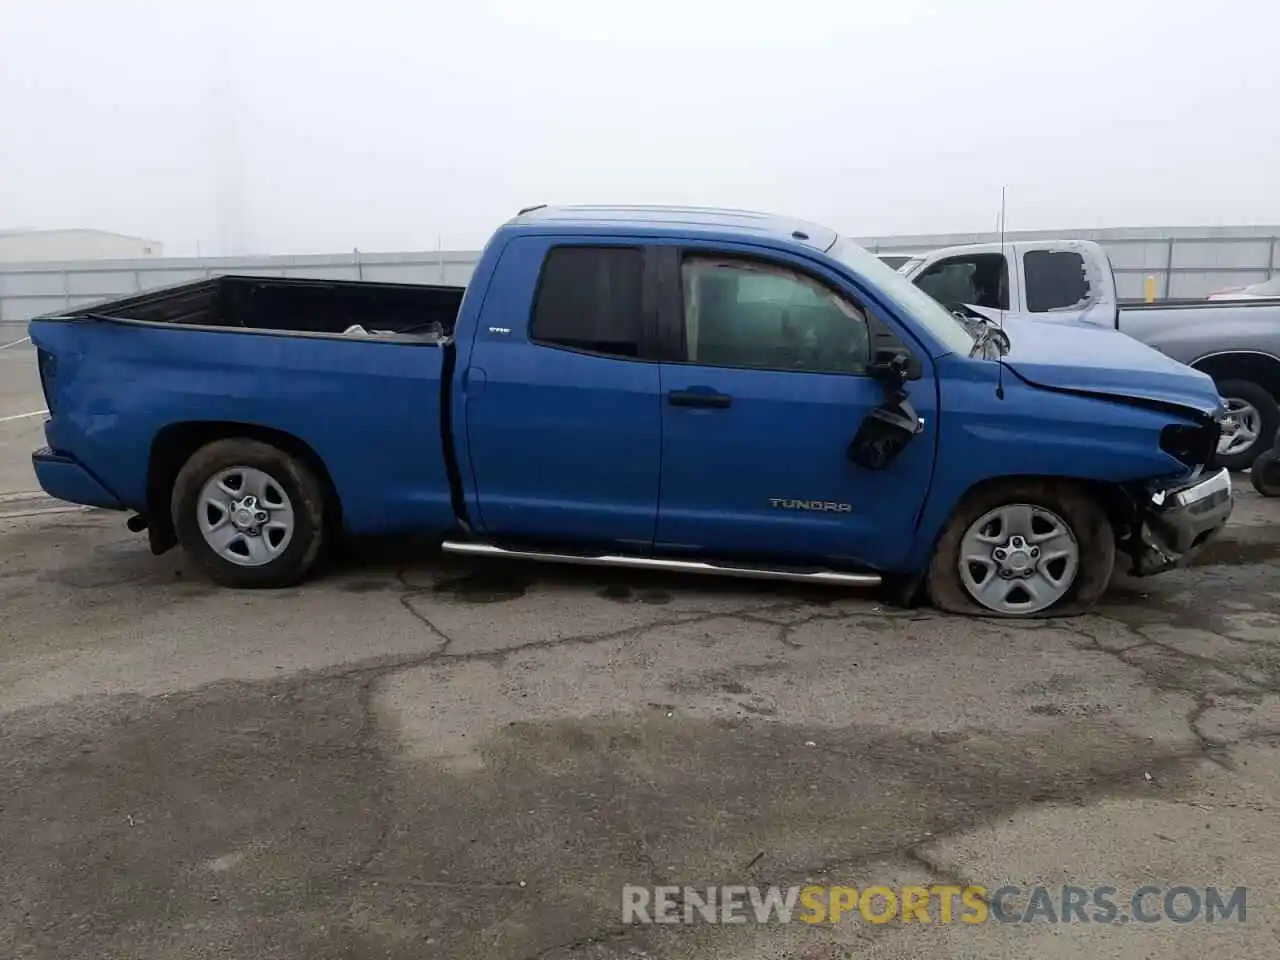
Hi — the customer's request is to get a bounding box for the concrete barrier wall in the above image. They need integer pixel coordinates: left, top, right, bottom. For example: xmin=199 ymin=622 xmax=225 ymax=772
xmin=3 ymin=225 xmax=1278 ymax=330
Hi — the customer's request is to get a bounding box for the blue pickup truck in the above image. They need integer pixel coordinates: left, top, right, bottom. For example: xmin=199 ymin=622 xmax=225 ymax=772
xmin=29 ymin=205 xmax=1234 ymax=618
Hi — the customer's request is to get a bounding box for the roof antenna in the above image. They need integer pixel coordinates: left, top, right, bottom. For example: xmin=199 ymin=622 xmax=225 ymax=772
xmin=995 ymin=185 xmax=1007 ymax=400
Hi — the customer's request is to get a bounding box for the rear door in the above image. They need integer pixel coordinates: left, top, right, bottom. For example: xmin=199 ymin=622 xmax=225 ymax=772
xmin=652 ymin=243 xmax=938 ymax=570
xmin=462 ymin=236 xmax=663 ymax=549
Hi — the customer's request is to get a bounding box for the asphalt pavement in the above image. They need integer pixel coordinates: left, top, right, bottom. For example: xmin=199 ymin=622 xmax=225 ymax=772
xmin=2 ymin=349 xmax=1280 ymax=959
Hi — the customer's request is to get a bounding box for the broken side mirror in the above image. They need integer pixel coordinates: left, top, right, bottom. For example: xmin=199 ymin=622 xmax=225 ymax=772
xmin=848 ymin=401 xmax=925 ymax=471
xmin=849 ymin=348 xmax=925 ymax=471
xmin=867 ymin=347 xmax=922 ymax=387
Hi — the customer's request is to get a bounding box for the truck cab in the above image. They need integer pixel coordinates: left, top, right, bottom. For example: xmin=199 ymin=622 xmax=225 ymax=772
xmin=897 ymin=239 xmax=1119 ymax=328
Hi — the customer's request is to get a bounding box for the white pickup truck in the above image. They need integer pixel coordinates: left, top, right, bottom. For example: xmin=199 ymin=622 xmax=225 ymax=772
xmin=897 ymin=240 xmax=1280 ymax=469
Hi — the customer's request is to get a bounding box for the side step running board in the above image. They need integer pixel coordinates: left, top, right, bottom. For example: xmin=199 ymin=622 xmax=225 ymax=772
xmin=440 ymin=540 xmax=881 ymax=587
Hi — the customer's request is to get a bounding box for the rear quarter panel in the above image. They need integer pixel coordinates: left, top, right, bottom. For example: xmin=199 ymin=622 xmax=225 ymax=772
xmin=31 ymin=320 xmax=456 ymax=536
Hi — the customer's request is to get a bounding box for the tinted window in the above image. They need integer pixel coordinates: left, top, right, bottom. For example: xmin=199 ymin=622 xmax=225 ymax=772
xmin=681 ymin=256 xmax=870 ymax=374
xmin=915 ymin=253 xmax=1009 ymax=311
xmin=531 ymin=246 xmax=644 ymax=357
xmin=1024 ymin=250 xmax=1090 ymax=312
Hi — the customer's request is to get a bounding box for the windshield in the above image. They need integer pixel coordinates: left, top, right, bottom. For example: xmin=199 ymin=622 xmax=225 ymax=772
xmin=828 ymin=237 xmax=975 ymax=356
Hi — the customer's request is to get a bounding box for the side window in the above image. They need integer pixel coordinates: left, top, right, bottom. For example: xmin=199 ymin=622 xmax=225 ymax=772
xmin=530 ymin=246 xmax=644 ymax=357
xmin=914 ymin=253 xmax=1009 ymax=311
xmin=1023 ymin=250 xmax=1091 ymax=312
xmin=680 ymin=255 xmax=870 ymax=375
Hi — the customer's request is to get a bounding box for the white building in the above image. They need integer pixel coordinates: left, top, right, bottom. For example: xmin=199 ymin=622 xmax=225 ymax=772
xmin=0 ymin=229 xmax=162 ymax=263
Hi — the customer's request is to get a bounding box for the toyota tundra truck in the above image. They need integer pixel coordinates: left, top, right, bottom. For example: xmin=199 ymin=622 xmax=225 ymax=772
xmin=28 ymin=205 xmax=1233 ymax=617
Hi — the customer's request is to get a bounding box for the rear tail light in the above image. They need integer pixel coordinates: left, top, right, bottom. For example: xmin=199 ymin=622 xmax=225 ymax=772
xmin=37 ymin=348 xmax=57 ymax=414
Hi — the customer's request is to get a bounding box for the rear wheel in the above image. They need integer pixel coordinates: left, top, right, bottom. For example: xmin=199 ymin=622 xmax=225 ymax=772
xmin=172 ymin=438 xmax=327 ymax=588
xmin=926 ymin=480 xmax=1114 ymax=618
xmin=1213 ymin=379 xmax=1279 ymax=471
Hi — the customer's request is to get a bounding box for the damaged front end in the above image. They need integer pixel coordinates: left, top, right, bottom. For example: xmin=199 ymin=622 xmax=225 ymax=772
xmin=1119 ymin=417 xmax=1234 ymax=576
xmin=1122 ymin=468 xmax=1234 ymax=576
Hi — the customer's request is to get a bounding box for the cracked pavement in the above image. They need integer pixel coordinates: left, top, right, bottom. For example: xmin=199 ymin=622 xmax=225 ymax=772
xmin=2 ymin=476 xmax=1280 ymax=958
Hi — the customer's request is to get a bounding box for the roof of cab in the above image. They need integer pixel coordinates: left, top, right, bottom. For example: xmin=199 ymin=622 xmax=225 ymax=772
xmin=504 ymin=204 xmax=839 ymax=253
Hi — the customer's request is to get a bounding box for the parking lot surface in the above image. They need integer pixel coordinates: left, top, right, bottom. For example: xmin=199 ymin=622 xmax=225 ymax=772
xmin=3 ymin=359 xmax=1280 ymax=959
xmin=0 ymin=343 xmax=43 ymax=493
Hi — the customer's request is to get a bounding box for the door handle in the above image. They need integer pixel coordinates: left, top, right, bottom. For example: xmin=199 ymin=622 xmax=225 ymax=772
xmin=668 ymin=389 xmax=732 ymax=409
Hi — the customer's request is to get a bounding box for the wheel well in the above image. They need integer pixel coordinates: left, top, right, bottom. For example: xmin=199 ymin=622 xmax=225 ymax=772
xmin=1191 ymin=353 xmax=1280 ymax=399
xmin=146 ymin=422 xmax=342 ymax=552
xmin=946 ymin=474 xmax=1137 ymax=534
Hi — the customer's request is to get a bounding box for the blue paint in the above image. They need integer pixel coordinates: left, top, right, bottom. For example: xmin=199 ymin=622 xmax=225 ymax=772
xmin=31 ymin=448 xmax=124 ymax=509
xmin=999 ymin=316 xmax=1223 ymax=413
xmin=29 ymin=205 xmax=1223 ymax=580
xmin=32 ymin=320 xmax=455 ymax=535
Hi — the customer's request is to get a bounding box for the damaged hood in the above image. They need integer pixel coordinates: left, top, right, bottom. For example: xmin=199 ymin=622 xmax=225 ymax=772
xmin=996 ymin=316 xmax=1223 ymax=417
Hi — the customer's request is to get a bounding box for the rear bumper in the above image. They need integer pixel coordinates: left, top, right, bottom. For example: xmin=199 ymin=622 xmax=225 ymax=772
xmin=31 ymin=447 xmax=124 ymax=510
xmin=1127 ymin=467 xmax=1233 ymax=576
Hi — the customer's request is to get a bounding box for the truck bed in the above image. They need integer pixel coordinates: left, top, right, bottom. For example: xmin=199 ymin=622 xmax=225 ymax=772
xmin=1121 ymin=296 xmax=1280 ymax=314
xmin=64 ymin=275 xmax=465 ymax=340
xmin=1118 ymin=296 xmax=1280 ymax=339
xmin=32 ymin=275 xmax=464 ymax=541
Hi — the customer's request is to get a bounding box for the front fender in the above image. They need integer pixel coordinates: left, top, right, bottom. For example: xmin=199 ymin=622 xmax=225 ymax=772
xmin=903 ymin=359 xmax=1202 ymax=573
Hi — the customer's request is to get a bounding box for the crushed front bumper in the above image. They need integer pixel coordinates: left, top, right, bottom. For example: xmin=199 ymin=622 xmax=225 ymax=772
xmin=1126 ymin=467 xmax=1233 ymax=576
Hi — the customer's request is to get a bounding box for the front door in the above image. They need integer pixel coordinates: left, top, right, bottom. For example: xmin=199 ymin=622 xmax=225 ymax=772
xmin=654 ymin=246 xmax=938 ymax=571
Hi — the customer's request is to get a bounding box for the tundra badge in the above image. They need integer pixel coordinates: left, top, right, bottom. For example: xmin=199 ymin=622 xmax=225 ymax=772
xmin=769 ymin=499 xmax=852 ymax=513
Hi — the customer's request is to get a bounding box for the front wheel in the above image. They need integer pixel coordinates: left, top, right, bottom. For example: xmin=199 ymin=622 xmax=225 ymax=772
xmin=171 ymin=438 xmax=327 ymax=588
xmin=926 ymin=480 xmax=1115 ymax=618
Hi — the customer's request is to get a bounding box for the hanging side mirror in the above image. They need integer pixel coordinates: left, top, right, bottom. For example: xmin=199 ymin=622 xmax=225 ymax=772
xmin=867 ymin=347 xmax=922 ymax=385
xmin=849 ymin=349 xmax=925 ymax=471
xmin=848 ymin=402 xmax=925 ymax=471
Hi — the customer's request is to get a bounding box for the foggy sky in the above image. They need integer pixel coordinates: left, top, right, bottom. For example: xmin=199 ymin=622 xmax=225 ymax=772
xmin=2 ymin=0 xmax=1277 ymax=257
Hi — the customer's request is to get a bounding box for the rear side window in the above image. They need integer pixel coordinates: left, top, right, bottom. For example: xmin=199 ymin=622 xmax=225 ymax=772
xmin=531 ymin=246 xmax=644 ymax=357
xmin=1023 ymin=250 xmax=1091 ymax=312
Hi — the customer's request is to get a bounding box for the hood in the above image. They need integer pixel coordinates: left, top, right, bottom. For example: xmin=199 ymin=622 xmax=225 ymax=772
xmin=996 ymin=316 xmax=1223 ymax=417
